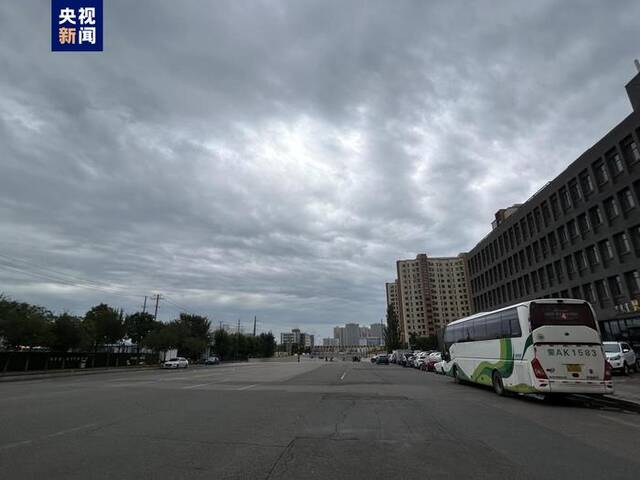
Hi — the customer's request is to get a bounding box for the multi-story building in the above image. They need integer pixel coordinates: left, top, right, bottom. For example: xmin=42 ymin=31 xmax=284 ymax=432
xmin=331 ymin=323 xmax=385 ymax=346
xmin=344 ymin=323 xmax=360 ymax=347
xmin=467 ymin=70 xmax=640 ymax=343
xmin=280 ymin=328 xmax=314 ymax=348
xmin=323 ymin=337 xmax=340 ymax=347
xmin=385 ymin=281 xmax=400 ymax=317
xmin=393 ymin=253 xmax=472 ymax=343
xmin=369 ymin=322 xmax=384 ymax=339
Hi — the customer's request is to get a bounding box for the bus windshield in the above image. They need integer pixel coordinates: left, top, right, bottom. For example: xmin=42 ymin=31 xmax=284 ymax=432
xmin=530 ymin=302 xmax=597 ymax=331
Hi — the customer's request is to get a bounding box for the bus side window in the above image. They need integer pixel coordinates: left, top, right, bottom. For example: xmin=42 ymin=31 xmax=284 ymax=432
xmin=509 ymin=315 xmax=522 ymax=337
xmin=486 ymin=314 xmax=502 ymax=339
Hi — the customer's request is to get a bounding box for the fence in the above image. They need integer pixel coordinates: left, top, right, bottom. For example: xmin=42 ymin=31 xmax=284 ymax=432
xmin=0 ymin=351 xmax=158 ymax=373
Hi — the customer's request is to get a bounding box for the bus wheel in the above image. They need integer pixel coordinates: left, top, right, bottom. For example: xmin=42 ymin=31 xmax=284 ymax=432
xmin=453 ymin=366 xmax=463 ymax=384
xmin=492 ymin=371 xmax=506 ymax=396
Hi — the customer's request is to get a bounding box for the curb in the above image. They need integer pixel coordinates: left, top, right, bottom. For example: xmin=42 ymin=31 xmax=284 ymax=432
xmin=0 ymin=365 xmax=158 ymax=383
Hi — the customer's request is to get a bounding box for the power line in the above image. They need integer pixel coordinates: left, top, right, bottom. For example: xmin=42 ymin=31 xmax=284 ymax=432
xmin=0 ymin=255 xmax=148 ymax=301
xmin=0 ymin=253 xmax=147 ymax=296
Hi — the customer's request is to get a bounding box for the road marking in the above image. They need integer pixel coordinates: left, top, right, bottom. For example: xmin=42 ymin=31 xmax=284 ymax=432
xmin=0 ymin=440 xmax=32 ymax=451
xmin=340 ymin=371 xmax=347 ymax=381
xmin=182 ymin=383 xmax=209 ymax=390
xmin=598 ymin=414 xmax=640 ymax=428
xmin=46 ymin=423 xmax=99 ymax=438
xmin=237 ymin=384 xmax=256 ymax=391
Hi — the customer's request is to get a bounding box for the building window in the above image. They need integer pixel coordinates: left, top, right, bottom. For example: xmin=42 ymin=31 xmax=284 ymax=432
xmin=625 ymin=270 xmax=640 ymax=295
xmin=577 ymin=213 xmax=590 ymax=234
xmin=575 ymin=251 xmax=588 ymax=271
xmin=568 ymin=219 xmax=579 ymax=239
xmin=593 ymin=160 xmax=609 ymax=185
xmin=579 ymin=170 xmax=595 ymax=195
xmin=630 ymin=225 xmax=640 ymax=252
xmin=608 ymin=275 xmax=624 ymax=298
xmin=604 ymin=197 xmax=620 ymax=220
xmin=619 ymin=188 xmax=636 ymax=212
xmin=621 ymin=136 xmax=640 ymax=165
xmin=615 ymin=232 xmax=632 ymax=255
xmin=583 ymin=283 xmax=596 ymax=303
xmin=558 ymin=225 xmax=568 ymax=245
xmin=559 ymin=187 xmax=572 ymax=210
xmin=569 ymin=179 xmax=582 ymax=204
xmin=589 ymin=206 xmax=604 ymax=227
xmin=606 ymin=149 xmax=625 ymax=176
xmin=564 ymin=255 xmax=576 ymax=276
xmin=595 ymin=279 xmax=610 ymax=303
xmin=586 ymin=245 xmax=600 ymax=266
xmin=599 ymin=238 xmax=615 ymax=261
xmin=549 ymin=194 xmax=560 ymax=220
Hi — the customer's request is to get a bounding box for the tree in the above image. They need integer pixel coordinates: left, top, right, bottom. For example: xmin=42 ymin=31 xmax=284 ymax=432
xmin=0 ymin=295 xmax=53 ymax=349
xmin=144 ymin=322 xmax=181 ymax=352
xmin=256 ymin=332 xmax=275 ymax=358
xmin=384 ymin=304 xmax=402 ymax=353
xmin=83 ymin=304 xmax=124 ymax=350
xmin=410 ymin=335 xmax=438 ymax=351
xmin=212 ymin=328 xmax=232 ymax=360
xmin=124 ymin=312 xmax=156 ymax=353
xmin=50 ymin=313 xmax=84 ymax=351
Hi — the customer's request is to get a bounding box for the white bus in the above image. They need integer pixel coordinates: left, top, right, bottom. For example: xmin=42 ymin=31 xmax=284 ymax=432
xmin=442 ymin=299 xmax=613 ymax=396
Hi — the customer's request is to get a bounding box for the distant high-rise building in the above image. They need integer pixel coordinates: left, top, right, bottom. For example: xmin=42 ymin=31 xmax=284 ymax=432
xmin=392 ymin=253 xmax=471 ymax=344
xmin=370 ymin=322 xmax=384 ymax=338
xmin=280 ymin=328 xmax=313 ymax=348
xmin=333 ymin=326 xmax=345 ymax=346
xmin=323 ymin=337 xmax=340 ymax=347
xmin=344 ymin=323 xmax=360 ymax=346
xmin=385 ymin=281 xmax=400 ymax=318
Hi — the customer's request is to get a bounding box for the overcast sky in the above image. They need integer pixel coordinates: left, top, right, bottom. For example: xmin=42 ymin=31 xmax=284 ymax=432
xmin=1 ymin=1 xmax=639 ymax=339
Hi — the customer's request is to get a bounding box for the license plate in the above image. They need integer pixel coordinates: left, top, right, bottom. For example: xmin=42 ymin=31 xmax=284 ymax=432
xmin=566 ymin=364 xmax=582 ymax=373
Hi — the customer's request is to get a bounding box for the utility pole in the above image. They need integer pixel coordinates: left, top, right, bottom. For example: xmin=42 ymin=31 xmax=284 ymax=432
xmin=153 ymin=294 xmax=162 ymax=321
xmin=142 ymin=295 xmax=147 ymax=315
xmin=253 ymin=316 xmax=257 ymax=337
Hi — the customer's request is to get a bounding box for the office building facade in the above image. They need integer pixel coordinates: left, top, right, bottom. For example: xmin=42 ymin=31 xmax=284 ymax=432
xmin=467 ymin=71 xmax=640 ymax=343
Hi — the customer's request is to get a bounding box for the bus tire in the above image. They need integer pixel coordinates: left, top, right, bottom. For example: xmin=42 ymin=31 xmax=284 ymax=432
xmin=492 ymin=371 xmax=507 ymax=396
xmin=453 ymin=365 xmax=464 ymax=384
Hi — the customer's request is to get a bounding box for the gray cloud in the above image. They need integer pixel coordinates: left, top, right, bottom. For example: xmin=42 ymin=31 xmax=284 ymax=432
xmin=1 ymin=0 xmax=639 ymax=338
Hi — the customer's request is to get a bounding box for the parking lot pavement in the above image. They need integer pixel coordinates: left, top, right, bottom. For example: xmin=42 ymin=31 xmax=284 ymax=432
xmin=610 ymin=373 xmax=640 ymax=404
xmin=1 ymin=361 xmax=640 ymax=479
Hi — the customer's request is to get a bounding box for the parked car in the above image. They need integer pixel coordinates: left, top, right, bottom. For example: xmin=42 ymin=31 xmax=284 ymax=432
xmin=370 ymin=355 xmax=378 ymax=363
xmin=414 ymin=352 xmax=429 ymax=369
xmin=433 ymin=360 xmax=447 ymax=374
xmin=376 ymin=354 xmax=389 ymax=365
xmin=603 ymin=341 xmax=637 ymax=374
xmin=162 ymin=357 xmax=189 ymax=369
xmin=424 ymin=352 xmax=442 ymax=372
xmin=204 ymin=356 xmax=220 ymax=365
xmin=402 ymin=354 xmax=415 ymax=367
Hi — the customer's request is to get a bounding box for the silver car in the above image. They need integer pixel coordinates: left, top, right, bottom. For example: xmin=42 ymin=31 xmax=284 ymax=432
xmin=603 ymin=342 xmax=637 ymax=375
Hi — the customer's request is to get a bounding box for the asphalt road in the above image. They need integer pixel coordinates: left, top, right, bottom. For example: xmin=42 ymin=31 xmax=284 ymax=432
xmin=1 ymin=360 xmax=640 ymax=479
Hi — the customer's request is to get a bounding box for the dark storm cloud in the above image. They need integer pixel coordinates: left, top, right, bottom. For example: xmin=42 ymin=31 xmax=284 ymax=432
xmin=1 ymin=0 xmax=639 ymax=337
